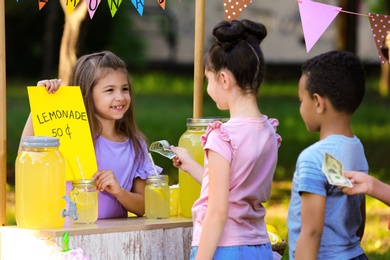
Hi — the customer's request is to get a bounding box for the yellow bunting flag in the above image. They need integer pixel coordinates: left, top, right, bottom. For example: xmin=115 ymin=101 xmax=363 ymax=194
xmin=67 ymin=0 xmax=80 ymax=15
xmin=27 ymin=86 xmax=97 ymax=181
xmin=157 ymin=0 xmax=166 ymax=10
xmin=38 ymin=0 xmax=48 ymax=10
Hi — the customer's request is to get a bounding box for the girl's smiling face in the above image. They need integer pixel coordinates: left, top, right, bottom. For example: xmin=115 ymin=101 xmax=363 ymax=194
xmin=92 ymin=69 xmax=131 ymax=123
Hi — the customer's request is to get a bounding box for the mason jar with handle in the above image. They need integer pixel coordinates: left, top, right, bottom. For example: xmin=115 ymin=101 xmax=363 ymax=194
xmin=69 ymin=179 xmax=98 ymax=224
xmin=15 ymin=136 xmax=66 ymax=229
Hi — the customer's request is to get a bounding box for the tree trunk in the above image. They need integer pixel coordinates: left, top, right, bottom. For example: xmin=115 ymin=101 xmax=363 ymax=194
xmin=336 ymin=0 xmax=358 ymax=52
xmin=58 ymin=0 xmax=88 ymax=85
xmin=378 ymin=0 xmax=390 ymax=97
xmin=379 ymin=62 xmax=389 ymax=97
xmin=41 ymin=0 xmax=62 ymax=78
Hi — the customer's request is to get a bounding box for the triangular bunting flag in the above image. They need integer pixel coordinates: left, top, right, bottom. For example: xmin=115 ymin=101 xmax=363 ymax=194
xmin=67 ymin=0 xmax=80 ymax=15
xmin=368 ymin=13 xmax=390 ymax=65
xmin=223 ymin=0 xmax=252 ymax=21
xmin=298 ymin=0 xmax=341 ymax=53
xmin=132 ymin=0 xmax=144 ymax=16
xmin=38 ymin=0 xmax=48 ymax=10
xmin=157 ymin=0 xmax=166 ymax=10
xmin=107 ymin=0 xmax=122 ymax=17
xmin=87 ymin=0 xmax=101 ymax=19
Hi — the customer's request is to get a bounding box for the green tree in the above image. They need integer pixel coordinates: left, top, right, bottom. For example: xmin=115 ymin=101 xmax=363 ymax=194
xmin=58 ymin=0 xmax=88 ymax=85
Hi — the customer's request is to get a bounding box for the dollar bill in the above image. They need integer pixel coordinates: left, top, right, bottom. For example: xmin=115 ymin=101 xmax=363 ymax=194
xmin=149 ymin=140 xmax=176 ymax=159
xmin=322 ymin=152 xmax=353 ymax=188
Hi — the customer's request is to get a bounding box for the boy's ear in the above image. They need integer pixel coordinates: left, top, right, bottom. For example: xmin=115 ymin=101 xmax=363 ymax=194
xmin=313 ymin=93 xmax=326 ymax=113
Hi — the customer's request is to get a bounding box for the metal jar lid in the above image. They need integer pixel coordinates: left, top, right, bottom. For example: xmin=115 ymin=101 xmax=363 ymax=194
xmin=21 ymin=136 xmax=60 ymax=148
xmin=146 ymin=175 xmax=169 ymax=182
xmin=186 ymin=117 xmax=229 ymax=127
xmin=72 ymin=179 xmax=96 ymax=185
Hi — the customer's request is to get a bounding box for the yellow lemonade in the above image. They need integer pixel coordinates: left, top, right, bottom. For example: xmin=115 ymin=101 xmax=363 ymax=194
xmin=178 ymin=129 xmax=204 ymax=218
xmin=70 ymin=184 xmax=98 ymax=224
xmin=178 ymin=118 xmax=228 ymax=218
xmin=15 ymin=137 xmax=66 ymax=229
xmin=145 ymin=175 xmax=170 ymax=219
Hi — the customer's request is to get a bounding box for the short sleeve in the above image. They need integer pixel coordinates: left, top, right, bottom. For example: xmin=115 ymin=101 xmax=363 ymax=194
xmin=297 ymin=160 xmax=328 ymax=197
xmin=268 ymin=118 xmax=282 ymax=148
xmin=201 ymin=121 xmax=233 ymax=163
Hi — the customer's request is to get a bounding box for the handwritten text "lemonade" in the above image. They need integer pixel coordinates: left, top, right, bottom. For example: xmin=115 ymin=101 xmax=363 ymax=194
xmin=36 ymin=110 xmax=87 ymax=124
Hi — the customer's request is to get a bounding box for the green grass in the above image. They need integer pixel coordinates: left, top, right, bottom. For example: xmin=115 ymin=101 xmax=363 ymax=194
xmin=5 ymin=73 xmax=390 ymax=258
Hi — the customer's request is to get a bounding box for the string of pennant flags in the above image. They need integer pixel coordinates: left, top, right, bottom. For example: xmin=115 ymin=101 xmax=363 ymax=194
xmin=32 ymin=0 xmax=390 ymax=64
xmin=35 ymin=0 xmax=254 ymax=19
xmin=297 ymin=0 xmax=390 ymax=64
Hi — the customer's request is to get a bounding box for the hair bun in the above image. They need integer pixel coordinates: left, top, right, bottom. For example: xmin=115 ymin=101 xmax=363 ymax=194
xmin=241 ymin=19 xmax=267 ymax=44
xmin=212 ymin=20 xmax=267 ymax=51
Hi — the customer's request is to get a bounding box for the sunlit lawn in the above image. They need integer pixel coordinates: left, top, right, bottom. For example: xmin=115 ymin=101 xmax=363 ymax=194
xmin=265 ymin=181 xmax=390 ymax=259
xmin=5 ymin=72 xmax=390 ymax=259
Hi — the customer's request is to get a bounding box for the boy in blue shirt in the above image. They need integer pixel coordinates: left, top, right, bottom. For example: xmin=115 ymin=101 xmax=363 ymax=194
xmin=288 ymin=50 xmax=368 ymax=260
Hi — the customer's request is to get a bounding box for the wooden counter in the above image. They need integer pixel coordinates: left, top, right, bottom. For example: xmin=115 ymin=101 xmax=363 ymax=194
xmin=0 ymin=216 xmax=193 ymax=259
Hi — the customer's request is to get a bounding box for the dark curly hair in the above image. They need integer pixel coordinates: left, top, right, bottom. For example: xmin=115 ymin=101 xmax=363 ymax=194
xmin=204 ymin=19 xmax=267 ymax=95
xmin=301 ymin=50 xmax=366 ymax=114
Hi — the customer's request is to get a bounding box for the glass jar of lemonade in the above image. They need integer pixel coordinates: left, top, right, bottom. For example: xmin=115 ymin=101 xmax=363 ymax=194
xmin=145 ymin=175 xmax=170 ymax=219
xmin=15 ymin=136 xmax=66 ymax=229
xmin=178 ymin=118 xmax=228 ymax=218
xmin=70 ymin=179 xmax=98 ymax=224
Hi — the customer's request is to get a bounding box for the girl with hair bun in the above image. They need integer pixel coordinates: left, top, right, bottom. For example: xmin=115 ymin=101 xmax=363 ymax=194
xmin=171 ymin=20 xmax=281 ymax=260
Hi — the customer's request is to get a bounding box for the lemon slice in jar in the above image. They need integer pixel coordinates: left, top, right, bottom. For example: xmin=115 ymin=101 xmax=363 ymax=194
xmin=268 ymin=231 xmax=282 ymax=245
xmin=150 ymin=186 xmax=167 ymax=200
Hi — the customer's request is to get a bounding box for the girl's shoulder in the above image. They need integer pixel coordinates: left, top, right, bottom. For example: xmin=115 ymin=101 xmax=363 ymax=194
xmin=201 ymin=120 xmax=230 ymax=146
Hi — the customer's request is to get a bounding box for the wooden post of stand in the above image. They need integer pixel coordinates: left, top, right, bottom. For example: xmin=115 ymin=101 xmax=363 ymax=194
xmin=193 ymin=0 xmax=205 ymax=119
xmin=0 ymin=0 xmax=7 ymax=226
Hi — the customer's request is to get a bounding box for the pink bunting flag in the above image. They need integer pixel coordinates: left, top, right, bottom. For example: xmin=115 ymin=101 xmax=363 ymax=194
xmin=298 ymin=0 xmax=341 ymax=53
xmin=38 ymin=0 xmax=48 ymax=10
xmin=157 ymin=0 xmax=166 ymax=10
xmin=87 ymin=0 xmax=101 ymax=19
xmin=107 ymin=0 xmax=122 ymax=17
xmin=368 ymin=13 xmax=390 ymax=65
xmin=223 ymin=0 xmax=252 ymax=21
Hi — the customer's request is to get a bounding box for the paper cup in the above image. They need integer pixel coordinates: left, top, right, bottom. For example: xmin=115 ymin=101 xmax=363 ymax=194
xmin=170 ymin=185 xmax=180 ymax=216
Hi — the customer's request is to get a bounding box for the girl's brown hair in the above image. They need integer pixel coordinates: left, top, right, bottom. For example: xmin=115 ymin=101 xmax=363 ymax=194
xmin=70 ymin=51 xmax=146 ymax=163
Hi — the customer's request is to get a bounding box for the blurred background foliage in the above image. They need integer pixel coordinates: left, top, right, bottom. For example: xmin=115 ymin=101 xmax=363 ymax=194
xmin=4 ymin=1 xmax=390 ymax=257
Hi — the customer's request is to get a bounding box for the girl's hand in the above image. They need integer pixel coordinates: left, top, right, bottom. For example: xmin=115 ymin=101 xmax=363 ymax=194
xmin=37 ymin=79 xmax=62 ymax=94
xmin=93 ymin=170 xmax=122 ymax=196
xmin=170 ymin=146 xmax=192 ymax=171
xmin=341 ymin=171 xmax=372 ymax=195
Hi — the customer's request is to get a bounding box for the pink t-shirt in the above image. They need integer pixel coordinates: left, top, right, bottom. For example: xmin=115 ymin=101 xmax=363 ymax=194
xmin=191 ymin=116 xmax=281 ymax=247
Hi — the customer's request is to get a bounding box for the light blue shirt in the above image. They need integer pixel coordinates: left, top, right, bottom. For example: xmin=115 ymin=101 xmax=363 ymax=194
xmin=288 ymin=135 xmax=368 ymax=259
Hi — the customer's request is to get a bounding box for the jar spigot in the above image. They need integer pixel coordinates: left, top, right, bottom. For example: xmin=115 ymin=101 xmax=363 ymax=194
xmin=61 ymin=196 xmax=78 ymax=221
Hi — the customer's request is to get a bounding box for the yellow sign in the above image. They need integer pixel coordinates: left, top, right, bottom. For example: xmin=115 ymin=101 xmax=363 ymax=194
xmin=27 ymin=86 xmax=97 ymax=181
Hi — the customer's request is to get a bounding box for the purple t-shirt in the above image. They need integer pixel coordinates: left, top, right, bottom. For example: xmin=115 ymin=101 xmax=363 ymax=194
xmin=66 ymin=136 xmax=160 ymax=219
xmin=191 ymin=116 xmax=282 ymax=247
